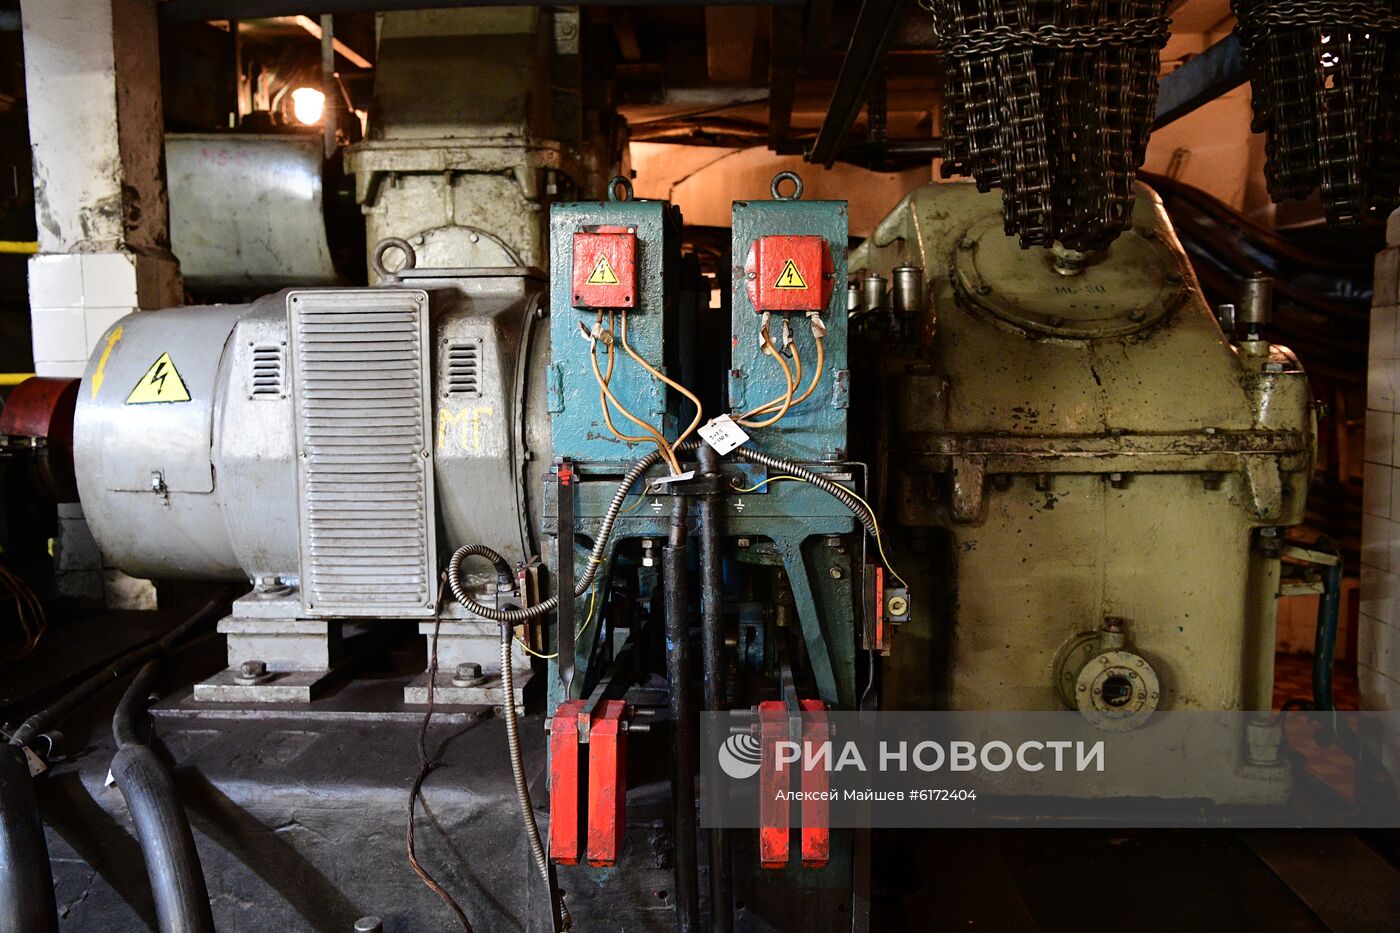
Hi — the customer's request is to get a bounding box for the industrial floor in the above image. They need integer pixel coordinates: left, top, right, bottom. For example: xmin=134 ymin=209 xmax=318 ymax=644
xmin=872 ymin=828 xmax=1400 ymax=932
xmin=5 ymin=612 xmax=1399 ymax=932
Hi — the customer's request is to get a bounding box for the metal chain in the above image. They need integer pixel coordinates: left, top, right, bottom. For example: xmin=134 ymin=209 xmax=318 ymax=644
xmin=1233 ymin=0 xmax=1400 ymax=224
xmin=932 ymin=0 xmax=1169 ymax=249
xmin=939 ymin=18 xmax=1170 ymax=56
xmin=1236 ymin=0 xmax=1400 ymax=34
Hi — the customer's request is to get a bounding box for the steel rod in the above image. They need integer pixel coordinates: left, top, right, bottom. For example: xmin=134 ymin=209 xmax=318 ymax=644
xmin=664 ymin=495 xmax=700 ymax=933
xmin=696 ymin=444 xmax=733 ymax=933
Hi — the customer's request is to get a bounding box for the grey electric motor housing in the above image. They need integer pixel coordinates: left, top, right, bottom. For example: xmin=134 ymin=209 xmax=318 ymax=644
xmin=73 ymin=268 xmax=551 ymax=619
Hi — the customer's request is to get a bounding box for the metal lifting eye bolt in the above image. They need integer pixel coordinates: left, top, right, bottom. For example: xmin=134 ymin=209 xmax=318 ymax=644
xmin=770 ymin=171 xmax=804 ymax=200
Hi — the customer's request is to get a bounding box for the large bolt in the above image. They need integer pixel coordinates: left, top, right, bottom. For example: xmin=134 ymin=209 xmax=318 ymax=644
xmin=829 ymin=566 xmax=844 ymax=580
xmin=452 ymin=662 xmax=484 ymax=687
xmin=234 ymin=659 xmax=270 ymax=685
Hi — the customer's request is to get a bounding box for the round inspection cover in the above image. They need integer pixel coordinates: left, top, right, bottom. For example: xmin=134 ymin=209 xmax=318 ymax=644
xmin=953 ymin=216 xmax=1186 ymax=339
xmin=1074 ymin=649 xmax=1161 ymax=732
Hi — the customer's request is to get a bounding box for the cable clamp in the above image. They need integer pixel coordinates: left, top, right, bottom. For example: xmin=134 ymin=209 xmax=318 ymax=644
xmin=778 ymin=316 xmax=794 ymax=352
xmin=807 ymin=311 xmax=828 ymax=339
xmin=756 ymin=312 xmax=772 ymax=350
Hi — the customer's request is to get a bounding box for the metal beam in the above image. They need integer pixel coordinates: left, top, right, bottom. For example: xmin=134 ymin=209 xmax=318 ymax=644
xmin=807 ymin=0 xmax=910 ymax=168
xmin=159 ymin=0 xmax=804 ymax=22
xmin=767 ymin=6 xmax=802 ymax=147
xmin=1153 ymin=33 xmax=1247 ymax=129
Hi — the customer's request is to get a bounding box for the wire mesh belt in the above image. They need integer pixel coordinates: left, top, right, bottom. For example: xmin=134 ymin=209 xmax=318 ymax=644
xmin=1233 ymin=0 xmax=1400 ymax=225
xmin=925 ymin=0 xmax=1170 ymax=251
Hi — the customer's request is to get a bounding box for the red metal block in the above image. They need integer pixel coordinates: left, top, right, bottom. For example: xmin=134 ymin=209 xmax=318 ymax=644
xmin=548 ymin=699 xmax=587 ymax=865
xmin=0 ymin=376 xmax=78 ymax=445
xmin=798 ymin=699 xmax=830 ymax=868
xmin=758 ymin=700 xmax=790 ymax=869
xmin=744 ymin=234 xmax=834 ymax=313
xmin=571 ymin=229 xmax=637 ymax=309
xmin=585 ymin=700 xmax=628 ymax=866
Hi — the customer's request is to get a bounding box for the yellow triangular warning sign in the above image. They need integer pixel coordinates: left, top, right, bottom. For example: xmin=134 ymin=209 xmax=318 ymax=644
xmin=774 ymin=259 xmax=808 ymax=289
xmin=126 ymin=352 xmax=192 ymax=405
xmin=587 ymin=254 xmax=621 ymax=286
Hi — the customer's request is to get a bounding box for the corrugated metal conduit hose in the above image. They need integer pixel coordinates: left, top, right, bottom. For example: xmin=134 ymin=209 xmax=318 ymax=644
xmin=445 ymin=443 xmax=883 ymax=928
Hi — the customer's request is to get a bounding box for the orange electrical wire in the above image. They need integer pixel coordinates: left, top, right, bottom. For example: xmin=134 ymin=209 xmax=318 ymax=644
xmin=737 ymin=328 xmax=795 ymax=428
xmin=749 ymin=319 xmax=825 ymax=416
xmin=589 ymin=317 xmax=683 ymax=474
xmin=619 ymin=310 xmax=705 ymax=450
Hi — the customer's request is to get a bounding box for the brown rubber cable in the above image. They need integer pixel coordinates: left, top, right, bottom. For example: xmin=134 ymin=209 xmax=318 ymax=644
xmin=407 ymin=575 xmax=474 ymax=932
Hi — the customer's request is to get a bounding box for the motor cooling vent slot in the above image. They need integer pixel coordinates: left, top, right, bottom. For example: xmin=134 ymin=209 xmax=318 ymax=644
xmin=445 ymin=341 xmax=481 ymax=397
xmin=251 ymin=345 xmax=284 ymax=397
xmin=287 ymin=289 xmax=437 ymax=619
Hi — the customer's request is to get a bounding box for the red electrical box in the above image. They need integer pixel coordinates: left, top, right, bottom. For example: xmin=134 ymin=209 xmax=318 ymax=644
xmin=744 ymin=234 xmax=834 ymax=313
xmin=571 ymin=229 xmax=637 ymax=309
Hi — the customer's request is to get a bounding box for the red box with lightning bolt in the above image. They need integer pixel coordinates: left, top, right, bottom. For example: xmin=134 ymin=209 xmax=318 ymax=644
xmin=571 ymin=229 xmax=637 ymax=310
xmin=745 ymin=234 xmax=834 ymax=313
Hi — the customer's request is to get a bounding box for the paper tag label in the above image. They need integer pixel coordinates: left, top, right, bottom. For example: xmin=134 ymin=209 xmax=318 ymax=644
xmin=650 ymin=470 xmax=696 ymax=486
xmin=22 ymin=747 xmax=47 ymax=777
xmin=698 ymin=415 xmax=750 ymax=455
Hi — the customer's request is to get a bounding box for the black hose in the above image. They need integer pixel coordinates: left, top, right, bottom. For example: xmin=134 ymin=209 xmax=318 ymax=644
xmin=111 ymin=660 xmax=214 ymax=933
xmin=0 ymin=744 xmax=59 ymax=933
xmin=696 ymin=444 xmax=733 ymax=933
xmin=9 ymin=592 xmax=229 ymax=750
xmin=664 ymin=496 xmax=701 ymax=933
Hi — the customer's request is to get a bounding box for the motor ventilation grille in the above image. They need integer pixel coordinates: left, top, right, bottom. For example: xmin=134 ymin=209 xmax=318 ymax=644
xmin=251 ymin=345 xmax=284 ymax=398
xmin=287 ymin=289 xmax=437 ymax=618
xmin=445 ymin=341 xmax=481 ymax=397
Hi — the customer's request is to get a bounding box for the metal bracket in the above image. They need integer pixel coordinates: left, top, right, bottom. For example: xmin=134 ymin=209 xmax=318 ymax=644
xmin=557 ymin=458 xmax=576 ymax=697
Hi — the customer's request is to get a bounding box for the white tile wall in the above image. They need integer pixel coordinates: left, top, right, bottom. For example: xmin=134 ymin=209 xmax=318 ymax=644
xmin=1362 ymin=211 xmax=1400 ymax=711
xmin=27 ymin=249 xmax=139 ymax=377
xmin=27 ymin=250 xmax=156 ymax=609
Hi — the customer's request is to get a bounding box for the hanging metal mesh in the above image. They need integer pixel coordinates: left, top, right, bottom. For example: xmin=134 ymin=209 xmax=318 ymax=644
xmin=1233 ymin=0 xmax=1400 ymax=225
xmin=929 ymin=0 xmax=1171 ymax=250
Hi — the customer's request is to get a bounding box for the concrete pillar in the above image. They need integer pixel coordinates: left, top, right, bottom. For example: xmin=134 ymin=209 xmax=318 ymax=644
xmin=20 ymin=0 xmax=178 ymax=606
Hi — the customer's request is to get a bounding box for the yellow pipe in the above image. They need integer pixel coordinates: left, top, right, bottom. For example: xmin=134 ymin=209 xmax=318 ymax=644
xmin=0 ymin=373 xmax=37 ymax=387
xmin=0 ymin=241 xmax=39 ymax=255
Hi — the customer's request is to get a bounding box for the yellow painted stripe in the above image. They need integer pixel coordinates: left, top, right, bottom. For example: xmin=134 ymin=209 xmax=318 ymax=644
xmin=91 ymin=326 xmax=123 ymax=398
xmin=0 ymin=241 xmax=39 ymax=255
xmin=0 ymin=373 xmax=36 ymax=387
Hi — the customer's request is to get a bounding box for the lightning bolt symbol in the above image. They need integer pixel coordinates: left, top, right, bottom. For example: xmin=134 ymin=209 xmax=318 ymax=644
xmin=150 ymin=361 xmax=169 ymax=393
